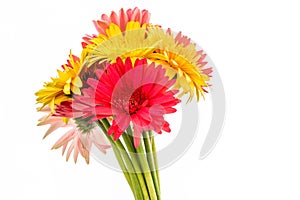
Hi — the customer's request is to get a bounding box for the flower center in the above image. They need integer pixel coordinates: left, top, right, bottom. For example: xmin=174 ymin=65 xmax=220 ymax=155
xmin=113 ymin=87 xmax=148 ymax=115
xmin=128 ymin=88 xmax=147 ymax=114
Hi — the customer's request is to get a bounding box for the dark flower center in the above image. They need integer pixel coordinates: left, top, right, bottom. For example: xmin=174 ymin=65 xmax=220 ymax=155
xmin=128 ymin=88 xmax=147 ymax=114
xmin=113 ymin=87 xmax=148 ymax=115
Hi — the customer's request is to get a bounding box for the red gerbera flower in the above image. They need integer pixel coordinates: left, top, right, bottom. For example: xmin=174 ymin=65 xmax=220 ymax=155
xmin=74 ymin=57 xmax=180 ymax=147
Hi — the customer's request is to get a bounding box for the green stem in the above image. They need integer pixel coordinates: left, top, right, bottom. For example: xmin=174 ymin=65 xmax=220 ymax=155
xmin=151 ymin=134 xmax=160 ymax=191
xmin=96 ymin=120 xmax=144 ymax=200
xmin=97 ymin=120 xmax=131 ymax=185
xmin=122 ymin=130 xmax=151 ymax=200
xmin=125 ymin=126 xmax=160 ymax=200
xmin=96 ymin=121 xmax=133 ymax=191
xmin=116 ymin=138 xmax=150 ymax=200
xmin=102 ymin=119 xmax=150 ymax=199
xmin=135 ymin=133 xmax=158 ymax=200
xmin=143 ymin=131 xmax=161 ymax=200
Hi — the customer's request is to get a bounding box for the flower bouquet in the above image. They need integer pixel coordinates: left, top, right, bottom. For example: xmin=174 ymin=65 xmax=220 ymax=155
xmin=35 ymin=7 xmax=212 ymax=200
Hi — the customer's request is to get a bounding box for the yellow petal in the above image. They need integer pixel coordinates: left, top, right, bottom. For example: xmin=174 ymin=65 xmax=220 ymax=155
xmin=71 ymin=86 xmax=81 ymax=95
xmin=72 ymin=76 xmax=83 ymax=88
xmin=106 ymin=23 xmax=122 ymax=37
xmin=63 ymin=83 xmax=71 ymax=94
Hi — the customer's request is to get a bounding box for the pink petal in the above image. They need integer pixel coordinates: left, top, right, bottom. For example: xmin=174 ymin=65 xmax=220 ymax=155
xmin=119 ymin=8 xmax=128 ymax=32
xmin=110 ymin=11 xmax=120 ymax=26
xmin=52 ymin=129 xmax=75 ymax=149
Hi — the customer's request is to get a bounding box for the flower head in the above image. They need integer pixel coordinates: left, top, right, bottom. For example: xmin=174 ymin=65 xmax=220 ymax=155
xmin=74 ymin=57 xmax=180 ymax=147
xmin=83 ymin=21 xmax=158 ymax=67
xmin=82 ymin=7 xmax=151 ymax=48
xmin=38 ymin=112 xmax=110 ymax=164
xmin=147 ymin=28 xmax=212 ymax=101
xmin=35 ymin=52 xmax=83 ymax=112
xmin=95 ymin=7 xmax=150 ymax=34
xmin=82 ymin=23 xmax=212 ymax=101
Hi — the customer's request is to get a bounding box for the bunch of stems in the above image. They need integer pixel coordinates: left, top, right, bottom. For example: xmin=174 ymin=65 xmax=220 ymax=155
xmin=96 ymin=119 xmax=161 ymax=200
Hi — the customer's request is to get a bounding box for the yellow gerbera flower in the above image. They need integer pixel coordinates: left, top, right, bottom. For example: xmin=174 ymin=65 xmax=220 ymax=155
xmin=146 ymin=28 xmax=211 ymax=101
xmin=35 ymin=51 xmax=83 ymax=112
xmin=83 ymin=21 xmax=159 ymax=67
xmin=83 ymin=24 xmax=211 ymax=101
xmin=81 ymin=7 xmax=151 ymax=49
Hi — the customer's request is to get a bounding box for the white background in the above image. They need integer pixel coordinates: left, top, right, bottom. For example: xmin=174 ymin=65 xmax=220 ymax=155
xmin=1 ymin=0 xmax=300 ymax=199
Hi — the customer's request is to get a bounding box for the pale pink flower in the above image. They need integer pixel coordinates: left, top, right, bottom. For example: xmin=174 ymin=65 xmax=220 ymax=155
xmin=38 ymin=115 xmax=110 ymax=164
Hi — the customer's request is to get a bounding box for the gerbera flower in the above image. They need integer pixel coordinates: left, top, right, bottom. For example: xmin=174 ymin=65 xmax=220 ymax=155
xmin=82 ymin=7 xmax=150 ymax=48
xmin=38 ymin=113 xmax=110 ymax=164
xmin=35 ymin=51 xmax=83 ymax=112
xmin=146 ymin=28 xmax=212 ymax=101
xmin=74 ymin=57 xmax=180 ymax=147
xmin=82 ymin=23 xmax=211 ymax=101
xmin=84 ymin=21 xmax=159 ymax=67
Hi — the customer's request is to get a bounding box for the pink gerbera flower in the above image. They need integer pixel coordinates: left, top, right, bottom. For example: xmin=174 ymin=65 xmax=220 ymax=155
xmin=82 ymin=7 xmax=151 ymax=48
xmin=94 ymin=7 xmax=150 ymax=34
xmin=38 ymin=113 xmax=110 ymax=164
xmin=74 ymin=57 xmax=180 ymax=147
